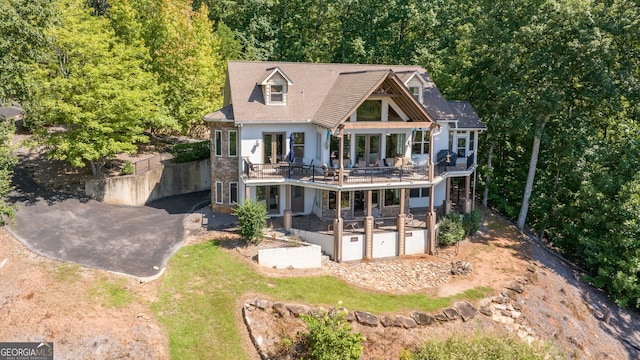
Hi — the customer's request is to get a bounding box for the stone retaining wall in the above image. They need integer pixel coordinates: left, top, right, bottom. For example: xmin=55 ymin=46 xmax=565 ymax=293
xmin=243 ymin=265 xmax=540 ymax=359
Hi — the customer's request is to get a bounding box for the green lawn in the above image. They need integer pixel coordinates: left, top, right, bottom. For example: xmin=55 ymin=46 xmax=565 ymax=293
xmin=152 ymin=240 xmax=491 ymax=360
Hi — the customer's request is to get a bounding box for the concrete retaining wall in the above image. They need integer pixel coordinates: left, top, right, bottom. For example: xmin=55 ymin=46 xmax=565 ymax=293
xmin=291 ymin=229 xmax=334 ymax=259
xmin=258 ymin=243 xmax=322 ymax=269
xmin=85 ymin=159 xmax=211 ymax=206
xmin=405 ymin=229 xmax=428 ymax=255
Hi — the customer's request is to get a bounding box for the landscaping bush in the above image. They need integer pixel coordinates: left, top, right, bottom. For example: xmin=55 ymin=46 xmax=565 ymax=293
xmin=170 ymin=141 xmax=210 ymax=163
xmin=121 ymin=160 xmax=134 ymax=175
xmin=300 ymin=305 xmax=364 ymax=360
xmin=405 ymin=334 xmax=561 ymax=360
xmin=462 ymin=209 xmax=482 ymax=237
xmin=438 ymin=212 xmax=465 ymax=246
xmin=232 ymin=200 xmax=268 ymax=245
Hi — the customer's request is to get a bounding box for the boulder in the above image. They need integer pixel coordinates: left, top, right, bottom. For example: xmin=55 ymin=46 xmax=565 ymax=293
xmin=381 ymin=316 xmax=403 ymax=328
xmin=252 ymin=299 xmax=269 ymax=310
xmin=272 ymin=302 xmax=288 ymax=317
xmin=454 ymin=301 xmax=477 ymax=322
xmin=396 ymin=315 xmax=417 ymax=329
xmin=442 ymin=307 xmax=460 ymax=321
xmin=505 ymin=281 xmax=525 ymax=293
xmin=434 ymin=313 xmax=449 ymax=322
xmin=355 ymin=311 xmax=380 ymax=327
xmin=479 ymin=305 xmax=493 ymax=316
xmin=410 ymin=311 xmax=436 ymax=326
xmin=286 ymin=304 xmax=309 ymax=317
xmin=451 ymin=260 xmax=473 ymax=275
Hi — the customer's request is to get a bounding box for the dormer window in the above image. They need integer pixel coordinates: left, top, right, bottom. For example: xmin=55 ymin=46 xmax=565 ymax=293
xmin=270 ymin=84 xmax=284 ymax=103
xmin=409 ymin=86 xmax=421 ymax=101
xmin=259 ymin=66 xmax=293 ymax=106
xmin=404 ymin=70 xmax=427 ymax=104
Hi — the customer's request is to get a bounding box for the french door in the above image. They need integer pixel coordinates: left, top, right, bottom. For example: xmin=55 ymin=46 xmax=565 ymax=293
xmin=356 ymin=134 xmax=381 ymax=166
xmin=263 ymin=133 xmax=285 ymax=164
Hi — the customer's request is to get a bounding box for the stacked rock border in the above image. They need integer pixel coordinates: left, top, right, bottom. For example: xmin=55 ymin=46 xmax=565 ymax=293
xmin=243 ymin=264 xmax=540 ymax=359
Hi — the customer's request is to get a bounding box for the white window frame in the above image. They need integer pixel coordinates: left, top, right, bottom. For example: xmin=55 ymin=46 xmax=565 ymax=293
xmin=229 ymin=182 xmax=238 ymax=204
xmin=409 ymin=187 xmax=430 ymax=198
xmin=215 ymin=130 xmax=222 ymax=157
xmin=411 ymin=130 xmax=430 ymax=155
xmin=269 ymin=84 xmax=284 ymax=104
xmin=228 ymin=130 xmax=237 ymax=157
xmin=409 ymin=86 xmax=421 ymax=102
xmin=455 ymin=133 xmax=469 ymax=158
xmin=215 ymin=181 xmax=223 ymax=204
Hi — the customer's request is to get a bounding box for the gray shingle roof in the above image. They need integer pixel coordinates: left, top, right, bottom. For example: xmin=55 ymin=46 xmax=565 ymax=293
xmin=448 ymin=101 xmax=486 ymax=129
xmin=312 ymin=70 xmax=390 ymax=129
xmin=203 ymin=104 xmax=234 ymax=122
xmin=204 ymin=61 xmax=483 ymax=131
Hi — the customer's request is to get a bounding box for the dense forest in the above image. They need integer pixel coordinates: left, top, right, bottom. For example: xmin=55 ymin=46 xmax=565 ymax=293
xmin=1 ymin=0 xmax=639 ymax=309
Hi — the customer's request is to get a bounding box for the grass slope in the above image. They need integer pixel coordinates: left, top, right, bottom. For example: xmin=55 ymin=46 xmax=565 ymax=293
xmin=152 ymin=240 xmax=490 ymax=359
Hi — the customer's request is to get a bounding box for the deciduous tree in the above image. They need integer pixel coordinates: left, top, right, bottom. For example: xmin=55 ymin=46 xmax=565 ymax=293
xmin=0 ymin=119 xmax=17 ymax=225
xmin=0 ymin=0 xmax=54 ymax=103
xmin=26 ymin=0 xmax=173 ymax=175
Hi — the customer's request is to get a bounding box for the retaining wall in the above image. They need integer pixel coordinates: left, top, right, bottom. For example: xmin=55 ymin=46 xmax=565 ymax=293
xmin=258 ymin=243 xmax=322 ymax=269
xmin=85 ymin=159 xmax=211 ymax=206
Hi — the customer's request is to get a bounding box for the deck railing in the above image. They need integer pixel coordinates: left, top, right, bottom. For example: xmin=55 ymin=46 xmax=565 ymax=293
xmin=243 ymin=152 xmax=476 ymax=184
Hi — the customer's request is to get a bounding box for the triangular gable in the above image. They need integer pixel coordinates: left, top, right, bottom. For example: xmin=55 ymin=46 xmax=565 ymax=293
xmin=313 ymin=69 xmax=436 ymax=132
xmin=402 ymin=70 xmax=428 ymax=87
xmin=312 ymin=70 xmax=389 ymax=130
xmin=259 ymin=67 xmax=294 ymax=86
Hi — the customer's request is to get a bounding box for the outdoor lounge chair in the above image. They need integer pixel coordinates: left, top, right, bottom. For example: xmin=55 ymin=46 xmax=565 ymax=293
xmin=322 ymin=163 xmax=336 ymax=180
xmin=342 ymin=211 xmax=359 ymax=230
xmin=246 ymin=159 xmax=262 ymax=176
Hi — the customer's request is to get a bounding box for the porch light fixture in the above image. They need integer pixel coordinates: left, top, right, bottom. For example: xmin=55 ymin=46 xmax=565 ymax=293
xmin=255 ymin=139 xmax=260 ymax=146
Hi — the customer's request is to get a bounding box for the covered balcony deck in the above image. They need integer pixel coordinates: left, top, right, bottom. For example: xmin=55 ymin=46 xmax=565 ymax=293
xmin=242 ymin=154 xmax=475 ymax=185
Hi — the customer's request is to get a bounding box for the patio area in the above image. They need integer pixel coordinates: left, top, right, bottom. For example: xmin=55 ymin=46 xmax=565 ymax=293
xmin=267 ymin=207 xmax=434 ymax=235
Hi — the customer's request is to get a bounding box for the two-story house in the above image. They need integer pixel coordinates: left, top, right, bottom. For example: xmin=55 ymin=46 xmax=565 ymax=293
xmin=205 ymin=61 xmax=485 ymax=262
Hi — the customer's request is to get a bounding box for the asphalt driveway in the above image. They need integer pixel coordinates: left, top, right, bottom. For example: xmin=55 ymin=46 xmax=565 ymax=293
xmin=6 ymin=167 xmax=211 ymax=278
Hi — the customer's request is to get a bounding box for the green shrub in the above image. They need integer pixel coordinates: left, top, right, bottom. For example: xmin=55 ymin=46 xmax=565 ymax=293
xmin=301 ymin=305 xmax=364 ymax=360
xmin=462 ymin=209 xmax=482 ymax=237
xmin=232 ymin=200 xmax=268 ymax=245
xmin=438 ymin=212 xmax=465 ymax=246
xmin=409 ymin=334 xmax=561 ymax=359
xmin=121 ymin=160 xmax=134 ymax=175
xmin=170 ymin=141 xmax=210 ymax=163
